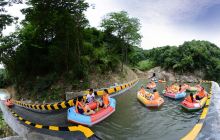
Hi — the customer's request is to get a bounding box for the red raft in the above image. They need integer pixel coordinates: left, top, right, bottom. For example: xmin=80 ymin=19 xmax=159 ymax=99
xmin=4 ymin=99 xmax=13 ymax=108
xmin=181 ymin=94 xmax=208 ymax=111
xmin=67 ymin=98 xmax=116 ymax=126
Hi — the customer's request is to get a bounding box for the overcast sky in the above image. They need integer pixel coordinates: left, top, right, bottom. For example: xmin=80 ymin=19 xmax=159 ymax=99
xmin=85 ymin=0 xmax=220 ymax=49
xmin=3 ymin=0 xmax=220 ymax=50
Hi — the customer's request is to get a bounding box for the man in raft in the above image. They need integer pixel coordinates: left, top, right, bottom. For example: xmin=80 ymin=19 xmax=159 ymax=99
xmin=149 ymin=73 xmax=157 ymax=81
xmin=195 ymin=87 xmax=206 ymax=100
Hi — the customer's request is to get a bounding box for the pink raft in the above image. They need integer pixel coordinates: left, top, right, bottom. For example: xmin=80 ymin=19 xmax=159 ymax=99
xmin=67 ymin=98 xmax=116 ymax=126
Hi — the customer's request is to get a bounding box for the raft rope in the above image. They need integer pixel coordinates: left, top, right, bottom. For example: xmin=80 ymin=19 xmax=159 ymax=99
xmin=13 ymin=79 xmax=139 ymax=111
xmin=181 ymin=81 xmax=212 ymax=140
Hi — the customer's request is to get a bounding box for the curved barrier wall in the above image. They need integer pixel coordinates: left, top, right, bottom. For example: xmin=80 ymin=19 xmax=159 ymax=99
xmin=13 ymin=79 xmax=139 ymax=111
xmin=181 ymin=81 xmax=212 ymax=140
xmin=8 ymin=108 xmax=95 ymax=138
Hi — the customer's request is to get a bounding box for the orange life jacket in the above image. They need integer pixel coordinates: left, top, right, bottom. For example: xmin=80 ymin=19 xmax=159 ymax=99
xmin=75 ymin=101 xmax=87 ymax=113
xmin=186 ymin=96 xmax=193 ymax=103
xmin=151 ymin=81 xmax=156 ymax=86
xmin=103 ymin=94 xmax=109 ymax=106
xmin=139 ymin=89 xmax=146 ymax=95
xmin=197 ymin=90 xmax=205 ymax=98
xmin=154 ymin=92 xmax=159 ymax=100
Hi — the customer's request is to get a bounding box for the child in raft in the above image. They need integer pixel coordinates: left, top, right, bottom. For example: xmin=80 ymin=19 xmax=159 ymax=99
xmin=86 ymin=88 xmax=97 ymax=103
xmin=99 ymin=89 xmax=110 ymax=109
xmin=75 ymin=96 xmax=95 ymax=115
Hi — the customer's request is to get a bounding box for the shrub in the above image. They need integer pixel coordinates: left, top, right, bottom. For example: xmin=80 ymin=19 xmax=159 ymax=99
xmin=137 ymin=60 xmax=155 ymax=71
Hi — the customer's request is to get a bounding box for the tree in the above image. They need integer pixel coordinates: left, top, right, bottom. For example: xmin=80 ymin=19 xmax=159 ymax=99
xmin=0 ymin=0 xmax=90 ymax=88
xmin=18 ymin=0 xmax=89 ymax=78
xmin=0 ymin=0 xmax=22 ymax=37
xmin=101 ymin=11 xmax=142 ymax=71
xmin=143 ymin=40 xmax=220 ymax=82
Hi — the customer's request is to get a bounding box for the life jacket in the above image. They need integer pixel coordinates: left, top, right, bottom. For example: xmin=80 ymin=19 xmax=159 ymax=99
xmin=186 ymin=96 xmax=193 ymax=103
xmin=154 ymin=92 xmax=159 ymax=100
xmin=103 ymin=94 xmax=109 ymax=106
xmin=197 ymin=90 xmax=205 ymax=98
xmin=75 ymin=101 xmax=87 ymax=113
xmin=151 ymin=81 xmax=156 ymax=86
xmin=172 ymin=85 xmax=179 ymax=92
xmin=139 ymin=89 xmax=146 ymax=96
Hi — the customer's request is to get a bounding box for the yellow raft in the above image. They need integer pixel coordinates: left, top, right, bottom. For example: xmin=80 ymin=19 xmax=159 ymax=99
xmin=137 ymin=92 xmax=164 ymax=108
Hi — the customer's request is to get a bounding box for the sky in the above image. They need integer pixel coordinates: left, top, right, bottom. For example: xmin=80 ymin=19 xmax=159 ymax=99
xmin=85 ymin=0 xmax=220 ymax=49
xmin=2 ymin=0 xmax=220 ymax=51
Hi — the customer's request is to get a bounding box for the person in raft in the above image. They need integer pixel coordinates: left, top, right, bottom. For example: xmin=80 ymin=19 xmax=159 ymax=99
xmin=86 ymin=88 xmax=98 ymax=103
xmin=139 ymin=86 xmax=147 ymax=96
xmin=186 ymin=93 xmax=197 ymax=103
xmin=147 ymin=80 xmax=156 ymax=88
xmin=99 ymin=89 xmax=110 ymax=109
xmin=170 ymin=83 xmax=179 ymax=93
xmin=76 ymin=96 xmax=95 ymax=115
xmin=151 ymin=89 xmax=160 ymax=100
xmin=149 ymin=73 xmax=156 ymax=81
xmin=195 ymin=87 xmax=206 ymax=100
xmin=178 ymin=85 xmax=182 ymax=92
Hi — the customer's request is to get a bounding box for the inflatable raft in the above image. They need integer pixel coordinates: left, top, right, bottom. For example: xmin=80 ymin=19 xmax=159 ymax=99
xmin=137 ymin=92 xmax=164 ymax=107
xmin=162 ymin=84 xmax=188 ymax=99
xmin=186 ymin=85 xmax=200 ymax=92
xmin=162 ymin=90 xmax=186 ymax=99
xmin=186 ymin=87 xmax=197 ymax=92
xmin=4 ymin=99 xmax=13 ymax=108
xmin=67 ymin=98 xmax=116 ymax=126
xmin=158 ymin=80 xmax=166 ymax=83
xmin=181 ymin=95 xmax=207 ymax=111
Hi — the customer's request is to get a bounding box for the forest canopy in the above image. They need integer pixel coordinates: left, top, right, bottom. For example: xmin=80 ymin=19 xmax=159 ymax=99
xmin=144 ymin=40 xmax=220 ymax=82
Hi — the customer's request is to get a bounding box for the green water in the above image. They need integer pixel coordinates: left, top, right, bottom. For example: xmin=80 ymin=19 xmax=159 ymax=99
xmin=92 ymin=80 xmax=211 ymax=140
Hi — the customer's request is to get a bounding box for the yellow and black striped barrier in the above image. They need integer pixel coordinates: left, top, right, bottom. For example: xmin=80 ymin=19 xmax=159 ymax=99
xmin=181 ymin=81 xmax=212 ymax=140
xmin=14 ymin=99 xmax=74 ymax=111
xmin=201 ymin=80 xmax=212 ymax=83
xmin=13 ymin=79 xmax=139 ymax=111
xmin=9 ymin=109 xmax=96 ymax=139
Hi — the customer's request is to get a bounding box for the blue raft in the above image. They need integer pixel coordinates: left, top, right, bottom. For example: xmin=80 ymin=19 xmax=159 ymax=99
xmin=67 ymin=98 xmax=116 ymax=126
xmin=163 ymin=90 xmax=186 ymax=100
